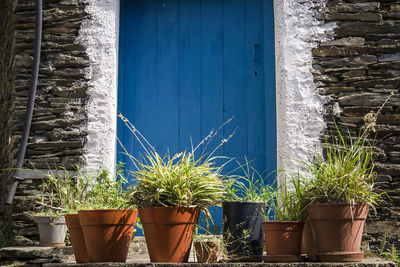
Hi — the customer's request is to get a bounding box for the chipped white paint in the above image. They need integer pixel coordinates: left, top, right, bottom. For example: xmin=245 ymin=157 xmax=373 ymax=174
xmin=78 ymin=0 xmax=119 ymax=173
xmin=274 ymin=0 xmax=335 ymax=177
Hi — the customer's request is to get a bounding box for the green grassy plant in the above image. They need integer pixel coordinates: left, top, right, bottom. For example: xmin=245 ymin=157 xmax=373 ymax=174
xmin=35 ymin=164 xmax=132 ymax=216
xmin=118 ymin=114 xmax=231 ymax=214
xmin=267 ymin=174 xmax=308 ymax=221
xmin=128 ymin=151 xmax=226 ymax=208
xmin=303 ymin=93 xmax=393 ymax=209
xmin=224 ymin=159 xmax=275 ymax=203
xmin=379 ymin=233 xmax=400 ymax=266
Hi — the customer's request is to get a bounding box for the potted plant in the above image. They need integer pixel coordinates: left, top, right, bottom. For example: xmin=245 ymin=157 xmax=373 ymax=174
xmin=222 ymin=162 xmax=274 ymax=260
xmin=33 ymin=170 xmax=74 ymax=248
xmin=127 ymin=151 xmax=225 ymax=263
xmin=263 ymin=175 xmax=307 ymax=262
xmin=36 ymin=167 xmax=91 ymax=262
xmin=77 ymin=166 xmax=138 ymax=263
xmin=119 ymin=114 xmax=228 ymax=263
xmin=193 ymin=225 xmax=227 ymax=263
xmin=303 ymin=97 xmax=390 ymax=262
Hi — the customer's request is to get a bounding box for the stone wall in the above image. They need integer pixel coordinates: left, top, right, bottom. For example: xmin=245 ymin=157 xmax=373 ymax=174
xmin=0 ymin=0 xmax=17 ymax=225
xmin=13 ymin=0 xmax=89 ymax=170
xmin=312 ymin=0 xmax=400 ymax=252
xmin=0 ymin=0 xmax=90 ymax=245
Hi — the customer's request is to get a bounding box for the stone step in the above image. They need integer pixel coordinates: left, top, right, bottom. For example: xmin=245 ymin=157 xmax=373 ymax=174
xmin=44 ymin=260 xmax=395 ymax=267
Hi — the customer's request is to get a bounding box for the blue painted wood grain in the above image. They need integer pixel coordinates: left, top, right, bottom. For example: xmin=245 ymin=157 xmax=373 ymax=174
xmin=118 ymin=0 xmax=276 ymax=186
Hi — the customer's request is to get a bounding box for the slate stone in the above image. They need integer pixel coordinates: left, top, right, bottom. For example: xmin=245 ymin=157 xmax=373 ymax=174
xmin=313 ymin=0 xmax=400 ymax=252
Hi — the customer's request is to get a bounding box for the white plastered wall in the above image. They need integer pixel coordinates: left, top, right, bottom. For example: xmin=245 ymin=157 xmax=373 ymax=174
xmin=274 ymin=0 xmax=335 ymax=179
xmin=78 ymin=0 xmax=120 ymax=173
xmin=79 ymin=0 xmax=335 ymax=177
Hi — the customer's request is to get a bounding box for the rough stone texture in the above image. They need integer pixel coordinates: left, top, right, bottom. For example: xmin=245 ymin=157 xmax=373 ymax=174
xmin=0 ymin=0 xmax=17 ymax=234
xmin=0 ymin=246 xmax=74 ymax=261
xmin=43 ymin=260 xmax=394 ymax=267
xmin=0 ymin=245 xmax=394 ymax=266
xmin=12 ymin=0 xmax=89 ymax=171
xmin=312 ymin=0 xmax=400 ymax=253
xmin=0 ymin=0 xmax=90 ymax=246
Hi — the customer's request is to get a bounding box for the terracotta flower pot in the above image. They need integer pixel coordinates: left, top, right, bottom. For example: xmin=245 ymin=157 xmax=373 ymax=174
xmin=139 ymin=206 xmax=200 ymax=263
xmin=301 ymin=218 xmax=317 ymax=261
xmin=35 ymin=216 xmax=67 ymax=247
xmin=78 ymin=209 xmax=138 ymax=263
xmin=263 ymin=221 xmax=304 ymax=256
xmin=306 ymin=203 xmax=369 ymax=262
xmin=65 ymin=214 xmax=88 ymax=263
xmin=194 ymin=241 xmax=218 ymax=263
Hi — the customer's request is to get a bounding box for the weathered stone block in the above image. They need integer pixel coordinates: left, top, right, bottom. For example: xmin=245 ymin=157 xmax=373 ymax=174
xmin=333 ymin=2 xmax=380 ymax=13
xmin=320 ymin=37 xmax=365 ymax=47
xmin=318 ymin=87 xmax=355 ymax=95
xmin=378 ymin=53 xmax=400 ymax=62
xmin=375 ymin=163 xmax=400 ymax=176
xmin=312 ymin=47 xmax=373 ymax=57
xmin=341 ymin=69 xmax=367 ymax=80
xmin=326 ymin=12 xmax=382 ymax=22
xmin=335 ymin=22 xmax=400 ymax=37
xmin=338 ymin=93 xmax=389 ymax=106
xmin=317 ymin=55 xmax=377 ymax=67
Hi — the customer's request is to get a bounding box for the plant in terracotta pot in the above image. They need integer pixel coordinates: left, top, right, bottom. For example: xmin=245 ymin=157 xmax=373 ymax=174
xmin=193 ymin=225 xmax=227 ymax=263
xmin=127 ymin=151 xmax=226 ymax=263
xmin=119 ymin=114 xmax=229 ymax=263
xmin=303 ymin=96 xmax=391 ymax=262
xmin=222 ymin=162 xmax=275 ymax=260
xmin=263 ymin=175 xmax=308 ymax=262
xmin=77 ymin=166 xmax=138 ymax=263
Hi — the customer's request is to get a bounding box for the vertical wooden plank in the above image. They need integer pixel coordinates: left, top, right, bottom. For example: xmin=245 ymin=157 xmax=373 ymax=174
xmin=200 ymin=0 xmax=224 ymax=157
xmin=198 ymin=0 xmax=225 ymax=234
xmin=117 ymin=0 xmax=141 ymax=171
xmin=223 ymin=0 xmax=247 ymax=164
xmin=263 ymin=0 xmax=277 ymax=183
xmin=245 ymin=0 xmax=266 ymax=176
xmin=117 ymin=0 xmax=127 ymax=166
xmin=178 ymin=0 xmax=201 ymax=152
xmin=131 ymin=0 xmax=158 ymax=160
xmin=156 ymin=0 xmax=180 ymax=155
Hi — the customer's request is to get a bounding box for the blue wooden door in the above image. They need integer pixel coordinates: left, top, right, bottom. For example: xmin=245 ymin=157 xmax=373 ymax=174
xmin=118 ymin=0 xmax=276 ymax=181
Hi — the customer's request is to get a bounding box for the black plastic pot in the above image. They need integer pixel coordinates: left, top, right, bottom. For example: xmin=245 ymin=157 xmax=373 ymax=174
xmin=222 ymin=201 xmax=266 ymax=257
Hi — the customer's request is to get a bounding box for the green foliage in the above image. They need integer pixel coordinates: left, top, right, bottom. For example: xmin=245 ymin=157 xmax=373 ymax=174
xmin=35 ymin=166 xmax=89 ymax=216
xmin=128 ymin=151 xmax=226 ymax=208
xmin=379 ymin=233 xmax=400 ymax=266
xmin=224 ymin=159 xmax=275 ymax=203
xmin=303 ymin=94 xmax=393 ymax=209
xmin=82 ymin=165 xmax=131 ymax=210
xmin=267 ymin=174 xmax=308 ymax=221
xmin=193 ymin=224 xmax=228 ymax=262
xmin=118 ymin=113 xmax=229 ymax=210
xmin=303 ymin=123 xmax=382 ymax=209
xmin=35 ymin=164 xmax=133 ymax=216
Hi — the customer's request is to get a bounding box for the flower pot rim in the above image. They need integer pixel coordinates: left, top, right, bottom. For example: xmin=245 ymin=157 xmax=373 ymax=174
xmin=263 ymin=221 xmax=304 ymax=224
xmin=34 ymin=215 xmax=66 ymax=223
xmin=78 ymin=208 xmax=137 ymax=212
xmin=222 ymin=201 xmax=265 ymax=204
xmin=308 ymin=203 xmax=369 ymax=207
xmin=139 ymin=205 xmax=198 ymax=209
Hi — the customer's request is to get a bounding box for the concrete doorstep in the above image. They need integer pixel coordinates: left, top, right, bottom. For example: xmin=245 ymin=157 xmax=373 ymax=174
xmin=0 ymin=237 xmax=395 ymax=267
xmin=0 ymin=246 xmax=394 ymax=267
